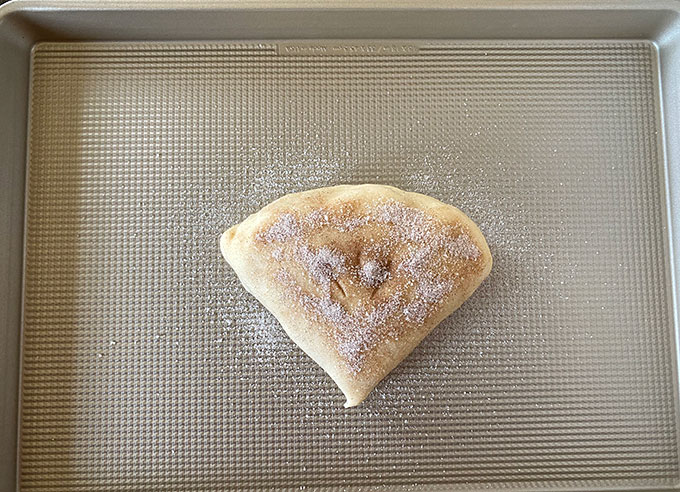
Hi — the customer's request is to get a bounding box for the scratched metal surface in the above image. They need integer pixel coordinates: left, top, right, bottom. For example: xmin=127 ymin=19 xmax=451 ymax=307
xmin=20 ymin=41 xmax=679 ymax=490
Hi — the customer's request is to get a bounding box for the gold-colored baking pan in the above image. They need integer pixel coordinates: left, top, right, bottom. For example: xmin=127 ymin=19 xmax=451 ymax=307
xmin=2 ymin=1 xmax=680 ymax=490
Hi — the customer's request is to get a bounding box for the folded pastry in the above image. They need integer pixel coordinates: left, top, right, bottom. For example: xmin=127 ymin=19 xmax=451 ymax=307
xmin=220 ymin=184 xmax=492 ymax=407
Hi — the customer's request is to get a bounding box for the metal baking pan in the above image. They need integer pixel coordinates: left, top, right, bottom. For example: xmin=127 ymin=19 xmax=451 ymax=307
xmin=2 ymin=1 xmax=680 ymax=490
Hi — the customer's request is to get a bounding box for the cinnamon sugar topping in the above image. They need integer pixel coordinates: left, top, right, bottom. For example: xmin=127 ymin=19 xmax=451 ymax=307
xmin=258 ymin=199 xmax=480 ymax=374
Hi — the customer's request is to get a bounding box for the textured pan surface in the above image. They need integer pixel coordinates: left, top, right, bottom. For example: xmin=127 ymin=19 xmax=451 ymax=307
xmin=21 ymin=41 xmax=679 ymax=490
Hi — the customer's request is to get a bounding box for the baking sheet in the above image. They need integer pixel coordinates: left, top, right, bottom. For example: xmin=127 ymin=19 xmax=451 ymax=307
xmin=20 ymin=40 xmax=679 ymax=490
